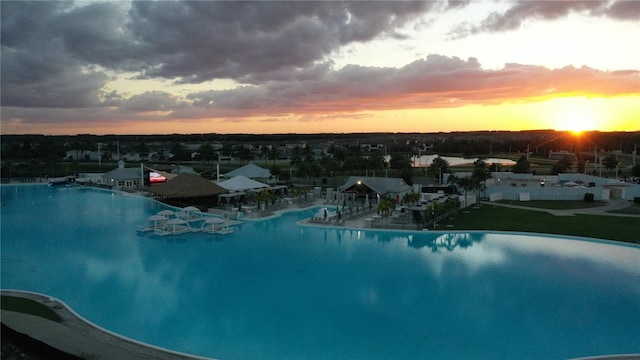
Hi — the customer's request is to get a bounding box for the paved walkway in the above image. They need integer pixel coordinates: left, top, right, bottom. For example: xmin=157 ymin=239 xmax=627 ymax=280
xmin=1 ymin=290 xmax=212 ymax=360
xmin=483 ymin=199 xmax=640 ymax=217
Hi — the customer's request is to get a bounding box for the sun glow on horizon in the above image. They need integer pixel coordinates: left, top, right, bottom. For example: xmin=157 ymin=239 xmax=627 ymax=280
xmin=544 ymin=97 xmax=605 ymax=133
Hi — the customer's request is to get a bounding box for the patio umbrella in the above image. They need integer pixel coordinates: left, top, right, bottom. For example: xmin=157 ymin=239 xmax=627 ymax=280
xmin=201 ymin=217 xmax=225 ymax=232
xmin=165 ymin=218 xmax=188 ymax=233
xmin=182 ymin=206 xmax=201 ymax=218
xmin=148 ymin=215 xmax=167 ymax=226
xmin=157 ymin=210 xmax=176 ymax=217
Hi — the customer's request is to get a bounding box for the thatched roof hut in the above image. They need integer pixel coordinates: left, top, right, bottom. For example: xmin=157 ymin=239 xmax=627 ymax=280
xmin=147 ymin=174 xmax=228 ymax=209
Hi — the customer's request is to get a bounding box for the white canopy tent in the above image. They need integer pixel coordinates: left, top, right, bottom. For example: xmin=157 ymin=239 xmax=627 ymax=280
xmin=225 ymin=163 xmax=271 ymax=179
xmin=217 ymin=175 xmax=269 ymax=192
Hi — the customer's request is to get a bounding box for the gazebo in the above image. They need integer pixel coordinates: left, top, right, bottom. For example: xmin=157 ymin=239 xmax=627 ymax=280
xmin=338 ymin=176 xmax=412 ymax=203
xmin=147 ymin=174 xmax=228 ymax=209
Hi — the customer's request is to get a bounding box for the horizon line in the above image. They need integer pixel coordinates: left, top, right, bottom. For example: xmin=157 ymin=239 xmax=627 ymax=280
xmin=3 ymin=129 xmax=640 ymax=137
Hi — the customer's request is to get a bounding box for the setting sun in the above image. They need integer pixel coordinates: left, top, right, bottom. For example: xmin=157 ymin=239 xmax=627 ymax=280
xmin=547 ymin=97 xmax=602 ymax=132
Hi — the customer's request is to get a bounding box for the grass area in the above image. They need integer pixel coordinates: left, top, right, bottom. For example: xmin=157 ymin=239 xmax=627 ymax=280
xmin=1 ymin=295 xmax=63 ymax=322
xmin=496 ymin=200 xmax=607 ymax=210
xmin=447 ymin=205 xmax=640 ymax=244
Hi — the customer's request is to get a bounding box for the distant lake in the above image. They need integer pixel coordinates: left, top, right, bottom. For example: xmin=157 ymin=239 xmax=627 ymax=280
xmin=410 ymin=155 xmax=516 ymax=167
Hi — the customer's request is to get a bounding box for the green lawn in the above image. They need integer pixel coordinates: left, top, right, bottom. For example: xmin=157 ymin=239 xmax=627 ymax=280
xmin=1 ymin=295 xmax=63 ymax=322
xmin=446 ymin=205 xmax=640 ymax=244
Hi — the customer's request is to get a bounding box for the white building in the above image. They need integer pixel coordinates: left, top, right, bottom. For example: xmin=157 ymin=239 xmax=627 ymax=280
xmin=102 ymin=161 xmax=142 ymax=190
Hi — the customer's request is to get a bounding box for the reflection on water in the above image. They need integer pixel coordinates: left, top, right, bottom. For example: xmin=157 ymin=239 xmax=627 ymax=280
xmin=410 ymin=154 xmax=516 ymax=167
xmin=407 ymin=231 xmax=485 ymax=252
xmin=1 ymin=185 xmax=639 ymax=360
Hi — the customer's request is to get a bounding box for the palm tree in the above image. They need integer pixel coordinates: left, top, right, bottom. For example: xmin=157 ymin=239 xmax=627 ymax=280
xmin=457 ymin=177 xmax=474 ymax=208
xmin=471 ymin=159 xmax=491 ymax=200
xmin=255 ymin=189 xmax=274 ymax=210
xmin=269 ymin=146 xmax=279 ymax=167
xmin=260 ymin=145 xmax=270 ymax=166
xmin=402 ymin=192 xmax=421 ymax=206
xmin=429 ymin=156 xmax=450 ymax=184
xmin=446 ymin=173 xmax=459 ymax=194
xmin=198 ymin=143 xmax=216 ymax=165
xmin=377 ymin=199 xmax=395 ymax=218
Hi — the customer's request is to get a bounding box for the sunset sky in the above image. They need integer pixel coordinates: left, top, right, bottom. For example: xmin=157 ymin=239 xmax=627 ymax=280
xmin=1 ymin=1 xmax=639 ymax=135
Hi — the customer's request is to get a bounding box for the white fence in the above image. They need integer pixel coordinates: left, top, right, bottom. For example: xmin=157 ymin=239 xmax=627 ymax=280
xmin=486 ymin=173 xmax=640 ymax=201
xmin=486 ymin=185 xmax=640 ymax=201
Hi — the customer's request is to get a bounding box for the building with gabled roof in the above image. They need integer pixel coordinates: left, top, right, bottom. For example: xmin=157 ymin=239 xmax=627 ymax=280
xmin=226 ymin=163 xmax=271 ymax=180
xmin=146 ymin=173 xmax=228 ymax=209
xmin=338 ymin=176 xmax=412 ymax=199
xmin=102 ymin=160 xmax=142 ymax=190
xmin=217 ymin=175 xmax=269 ymax=192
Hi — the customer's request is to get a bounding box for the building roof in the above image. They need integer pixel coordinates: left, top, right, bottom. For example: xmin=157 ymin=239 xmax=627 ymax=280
xmin=217 ymin=175 xmax=269 ymax=192
xmin=338 ymin=176 xmax=412 ymax=196
xmin=103 ymin=167 xmax=140 ymax=181
xmin=226 ymin=163 xmax=271 ymax=179
xmin=147 ymin=174 xmax=228 ymax=198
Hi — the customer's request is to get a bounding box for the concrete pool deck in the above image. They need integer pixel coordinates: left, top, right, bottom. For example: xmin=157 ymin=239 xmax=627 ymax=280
xmin=1 ymin=290 xmax=213 ymax=360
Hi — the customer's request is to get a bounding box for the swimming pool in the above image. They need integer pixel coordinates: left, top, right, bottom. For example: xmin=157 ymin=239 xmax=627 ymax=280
xmin=1 ymin=184 xmax=639 ymax=359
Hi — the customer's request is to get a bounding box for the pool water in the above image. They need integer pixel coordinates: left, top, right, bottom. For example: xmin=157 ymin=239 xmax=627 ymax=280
xmin=1 ymin=185 xmax=639 ymax=359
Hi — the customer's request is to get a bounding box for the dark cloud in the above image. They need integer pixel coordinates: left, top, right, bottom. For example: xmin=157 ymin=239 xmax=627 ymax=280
xmin=604 ymin=0 xmax=640 ymax=21
xmin=3 ymin=53 xmax=637 ymax=127
xmin=119 ymin=91 xmax=188 ymax=113
xmin=445 ymin=0 xmax=472 ymax=10
xmin=451 ymin=0 xmax=635 ymax=38
xmin=1 ymin=1 xmax=433 ymax=109
xmin=187 ymin=54 xmax=639 ymax=116
xmin=1 ymin=1 xmax=637 ymax=130
xmin=0 ymin=1 xmax=117 ymax=108
xmin=126 ymin=1 xmax=433 ymax=82
xmin=1 ymin=64 xmax=110 ymax=108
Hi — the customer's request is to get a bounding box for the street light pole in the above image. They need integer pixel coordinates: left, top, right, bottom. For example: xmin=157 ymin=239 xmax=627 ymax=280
xmin=599 ymin=161 xmax=602 ymax=177
xmin=584 ymin=160 xmax=589 ymax=175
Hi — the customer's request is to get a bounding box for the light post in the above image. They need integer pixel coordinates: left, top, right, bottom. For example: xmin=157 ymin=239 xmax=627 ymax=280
xmin=633 ymin=144 xmax=637 ymax=167
xmin=584 ymin=160 xmax=589 ymax=175
xmin=599 ymin=160 xmax=602 ymax=177
xmin=615 ymin=162 xmax=622 ymax=179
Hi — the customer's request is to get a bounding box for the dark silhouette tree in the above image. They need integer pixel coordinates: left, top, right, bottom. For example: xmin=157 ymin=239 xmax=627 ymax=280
xmin=429 ymin=156 xmax=450 ymax=184
xmin=237 ymin=146 xmax=254 ymax=164
xmin=366 ymin=151 xmax=386 ymax=176
xmin=269 ymin=146 xmax=279 ymax=167
xmin=446 ymin=173 xmax=459 ymax=194
xmin=198 ymin=143 xmax=216 ymax=165
xmin=170 ymin=142 xmax=190 ymax=161
xmin=512 ymin=155 xmax=531 ymax=173
xmin=259 ymin=145 xmax=270 ymax=166
xmin=390 ymin=153 xmax=412 ymax=170
xmin=602 ymin=155 xmax=619 ymax=172
xmin=550 ymin=156 xmax=574 ymax=175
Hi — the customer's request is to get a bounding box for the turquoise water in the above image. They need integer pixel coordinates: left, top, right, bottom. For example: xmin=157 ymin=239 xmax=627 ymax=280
xmin=1 ymin=184 xmax=639 ymax=359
